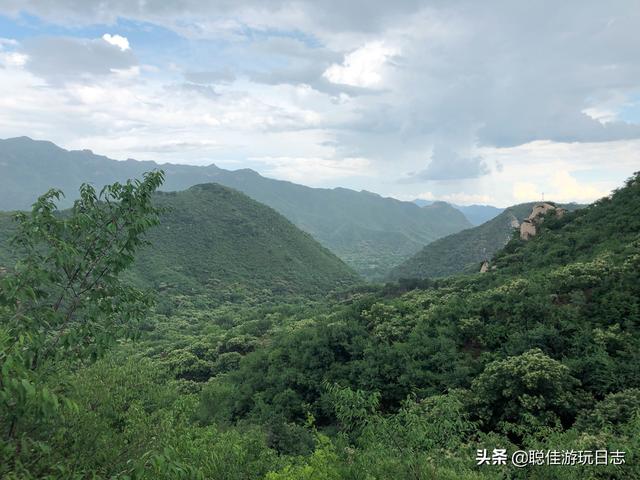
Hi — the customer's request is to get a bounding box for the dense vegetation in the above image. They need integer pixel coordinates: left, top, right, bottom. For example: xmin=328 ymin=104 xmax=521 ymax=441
xmin=130 ymin=183 xmax=359 ymax=297
xmin=0 ymin=183 xmax=358 ymax=299
xmin=0 ymin=171 xmax=639 ymax=479
xmin=0 ymin=211 xmax=17 ymax=268
xmin=389 ymin=202 xmax=582 ymax=281
xmin=0 ymin=137 xmax=472 ymax=278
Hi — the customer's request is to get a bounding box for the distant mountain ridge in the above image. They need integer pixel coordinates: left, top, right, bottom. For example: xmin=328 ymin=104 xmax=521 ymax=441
xmin=413 ymin=199 xmax=504 ymax=225
xmin=388 ymin=201 xmax=583 ymax=281
xmin=0 ymin=137 xmax=472 ymax=278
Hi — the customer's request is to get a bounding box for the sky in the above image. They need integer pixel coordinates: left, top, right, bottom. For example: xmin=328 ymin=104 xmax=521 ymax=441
xmin=0 ymin=1 xmax=639 ymax=207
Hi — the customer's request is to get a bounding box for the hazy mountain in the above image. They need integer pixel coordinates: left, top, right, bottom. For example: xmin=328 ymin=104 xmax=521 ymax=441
xmin=0 ymin=183 xmax=359 ymax=297
xmin=454 ymin=204 xmax=505 ymax=225
xmin=0 ymin=137 xmax=472 ymax=277
xmin=413 ymin=199 xmax=504 ymax=225
xmin=388 ymin=201 xmax=582 ymax=281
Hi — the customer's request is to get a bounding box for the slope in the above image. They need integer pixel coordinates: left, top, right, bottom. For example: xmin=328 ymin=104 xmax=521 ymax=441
xmin=199 ymin=174 xmax=640 ymax=474
xmin=388 ymin=202 xmax=581 ymax=280
xmin=0 ymin=183 xmax=360 ymax=297
xmin=0 ymin=137 xmax=471 ymax=277
xmin=127 ymin=183 xmax=360 ymax=297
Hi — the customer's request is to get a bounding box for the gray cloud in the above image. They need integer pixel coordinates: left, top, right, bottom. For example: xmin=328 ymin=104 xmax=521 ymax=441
xmin=21 ymin=36 xmax=137 ymax=82
xmin=304 ymin=0 xmax=640 ymax=174
xmin=402 ymin=145 xmax=490 ymax=182
xmin=0 ymin=0 xmax=427 ymax=34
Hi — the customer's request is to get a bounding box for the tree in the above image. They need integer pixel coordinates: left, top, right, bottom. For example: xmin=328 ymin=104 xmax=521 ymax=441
xmin=471 ymin=348 xmax=580 ymax=440
xmin=0 ymin=171 xmax=164 ymax=474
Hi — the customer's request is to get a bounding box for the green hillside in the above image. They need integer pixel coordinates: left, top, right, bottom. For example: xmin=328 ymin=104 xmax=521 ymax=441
xmin=388 ymin=202 xmax=582 ymax=281
xmin=0 ymin=182 xmax=359 ymax=298
xmin=129 ymin=183 xmax=359 ymax=296
xmin=186 ymin=172 xmax=640 ymax=477
xmin=0 ymin=137 xmax=471 ymax=277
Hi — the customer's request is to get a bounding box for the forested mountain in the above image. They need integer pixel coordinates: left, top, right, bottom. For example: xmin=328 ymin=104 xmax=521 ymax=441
xmin=130 ymin=183 xmax=359 ymax=296
xmin=414 ymin=199 xmax=504 ymax=225
xmin=388 ymin=202 xmax=582 ymax=281
xmin=0 ymin=137 xmax=471 ymax=277
xmin=0 ymin=182 xmax=359 ymax=298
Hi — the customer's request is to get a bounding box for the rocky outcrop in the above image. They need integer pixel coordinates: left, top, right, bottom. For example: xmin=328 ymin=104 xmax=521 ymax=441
xmin=520 ymin=219 xmax=537 ymax=240
xmin=480 ymin=260 xmax=490 ymax=273
xmin=520 ymin=202 xmax=566 ymax=240
xmin=527 ymin=202 xmax=566 ymax=221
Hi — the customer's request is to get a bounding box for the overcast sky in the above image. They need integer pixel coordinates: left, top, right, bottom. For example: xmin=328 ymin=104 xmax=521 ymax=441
xmin=0 ymin=1 xmax=639 ymax=206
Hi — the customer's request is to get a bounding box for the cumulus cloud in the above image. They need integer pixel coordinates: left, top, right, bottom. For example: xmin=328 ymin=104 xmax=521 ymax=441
xmin=323 ymin=41 xmax=397 ymax=88
xmin=102 ymin=33 xmax=130 ymax=51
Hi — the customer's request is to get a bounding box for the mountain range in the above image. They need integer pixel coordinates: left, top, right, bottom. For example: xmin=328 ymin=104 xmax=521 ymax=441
xmin=0 ymin=137 xmax=471 ymax=278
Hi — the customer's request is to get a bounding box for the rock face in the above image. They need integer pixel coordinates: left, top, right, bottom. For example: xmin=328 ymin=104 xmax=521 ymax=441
xmin=528 ymin=202 xmax=566 ymax=221
xmin=480 ymin=260 xmax=490 ymax=273
xmin=520 ymin=220 xmax=537 ymax=240
xmin=520 ymin=202 xmax=566 ymax=240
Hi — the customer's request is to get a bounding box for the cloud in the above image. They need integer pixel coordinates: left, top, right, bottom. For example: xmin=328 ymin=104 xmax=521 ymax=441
xmin=411 ymin=191 xmax=494 ymax=205
xmin=102 ymin=33 xmax=130 ymax=51
xmin=548 ymin=171 xmax=610 ymax=203
xmin=0 ymin=51 xmax=28 ymax=68
xmin=184 ymin=69 xmax=236 ymax=84
xmin=0 ymin=38 xmax=18 ymax=47
xmin=513 ymin=182 xmax=540 ymax=202
xmin=0 ymin=0 xmax=427 ymax=36
xmin=403 ymin=145 xmax=490 ymax=182
xmin=1 ymin=1 xmax=640 ymax=206
xmin=252 ymin=155 xmax=373 ymax=184
xmin=323 ymin=41 xmax=397 ymax=88
xmin=127 ymin=140 xmax=220 ymax=153
xmin=171 ymin=82 xmax=220 ymax=99
xmin=21 ymin=36 xmax=137 ymax=82
xmin=513 ymin=171 xmax=609 ymax=204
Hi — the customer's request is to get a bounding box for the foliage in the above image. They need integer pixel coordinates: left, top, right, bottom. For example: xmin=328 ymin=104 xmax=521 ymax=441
xmin=127 ymin=183 xmax=359 ymax=297
xmin=0 ymin=170 xmax=639 ymax=478
xmin=0 ymin=172 xmax=164 ymax=477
